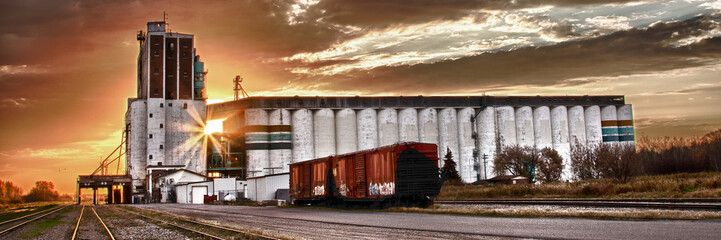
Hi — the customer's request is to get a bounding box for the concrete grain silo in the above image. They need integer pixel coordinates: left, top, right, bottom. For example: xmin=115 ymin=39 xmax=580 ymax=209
xmin=245 ymin=109 xmax=268 ymax=177
xmin=357 ymin=109 xmax=378 ymax=151
xmin=314 ymin=109 xmax=336 ymax=158
xmin=206 ymin=96 xmax=634 ymax=183
xmin=335 ymin=109 xmax=358 ymax=154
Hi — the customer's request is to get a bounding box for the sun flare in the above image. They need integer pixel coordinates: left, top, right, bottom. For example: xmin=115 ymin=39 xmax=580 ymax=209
xmin=204 ymin=119 xmax=224 ymax=134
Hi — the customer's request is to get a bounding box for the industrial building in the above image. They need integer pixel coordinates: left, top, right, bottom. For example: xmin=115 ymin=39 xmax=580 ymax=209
xmin=206 ymin=96 xmax=635 ymax=184
xmin=124 ymin=21 xmax=209 ymax=203
xmin=121 ymin=21 xmax=636 ymax=204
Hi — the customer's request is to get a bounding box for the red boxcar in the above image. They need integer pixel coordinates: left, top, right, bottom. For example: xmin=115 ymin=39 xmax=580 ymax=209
xmin=290 ymin=142 xmax=441 ymax=208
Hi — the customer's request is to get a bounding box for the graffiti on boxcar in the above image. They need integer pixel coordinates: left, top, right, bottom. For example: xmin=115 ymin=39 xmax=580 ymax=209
xmin=369 ymin=181 xmax=395 ymax=196
xmin=339 ymin=182 xmax=348 ymax=196
xmin=313 ymin=185 xmax=325 ymax=196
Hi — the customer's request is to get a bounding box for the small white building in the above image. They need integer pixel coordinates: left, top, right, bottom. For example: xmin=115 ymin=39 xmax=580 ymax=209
xmin=246 ymin=173 xmax=290 ymax=202
xmin=157 ymin=169 xmax=207 ymax=203
xmin=173 ymin=176 xmax=247 ymax=204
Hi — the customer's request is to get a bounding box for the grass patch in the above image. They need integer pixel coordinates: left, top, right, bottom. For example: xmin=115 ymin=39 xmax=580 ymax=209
xmin=438 ymin=172 xmax=721 ymax=199
xmin=19 ymin=207 xmax=72 ymax=238
xmin=0 ymin=204 xmax=57 ymax=223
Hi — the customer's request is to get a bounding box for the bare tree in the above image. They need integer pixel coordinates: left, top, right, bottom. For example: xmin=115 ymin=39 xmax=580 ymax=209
xmin=537 ymin=147 xmax=564 ymax=183
xmin=494 ymin=145 xmax=540 ymax=182
xmin=570 ymin=142 xmax=599 ymax=180
xmin=595 ymin=143 xmax=639 ymax=183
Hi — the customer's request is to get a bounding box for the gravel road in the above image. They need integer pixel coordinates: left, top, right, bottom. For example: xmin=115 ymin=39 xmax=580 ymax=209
xmin=131 ymin=203 xmax=721 ymax=240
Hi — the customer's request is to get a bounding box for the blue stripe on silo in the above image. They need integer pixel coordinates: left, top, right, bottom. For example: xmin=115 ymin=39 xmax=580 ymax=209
xmin=269 ymin=133 xmax=292 ymax=141
xmin=618 ymin=127 xmax=634 ymax=134
xmin=619 ymin=135 xmax=635 ymax=141
xmin=245 ymin=133 xmax=269 ymax=142
xmin=603 ymin=136 xmax=620 ymax=142
xmin=602 ymin=128 xmax=619 ymax=135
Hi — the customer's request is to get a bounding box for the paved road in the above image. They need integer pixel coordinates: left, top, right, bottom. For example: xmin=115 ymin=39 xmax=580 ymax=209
xmin=133 ymin=204 xmax=721 ymax=239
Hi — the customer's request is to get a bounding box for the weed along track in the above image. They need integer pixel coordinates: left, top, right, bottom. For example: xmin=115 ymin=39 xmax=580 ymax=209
xmin=0 ymin=205 xmax=71 ymax=238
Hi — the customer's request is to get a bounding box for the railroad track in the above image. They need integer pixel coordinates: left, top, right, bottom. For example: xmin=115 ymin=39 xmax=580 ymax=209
xmin=72 ymin=205 xmax=115 ymax=240
xmin=434 ymin=199 xmax=721 ymax=210
xmin=113 ymin=206 xmax=281 ymax=240
xmin=0 ymin=205 xmax=68 ymax=237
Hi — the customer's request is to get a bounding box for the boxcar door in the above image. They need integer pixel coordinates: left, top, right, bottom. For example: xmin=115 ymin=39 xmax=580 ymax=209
xmin=354 ymin=154 xmax=367 ymax=198
xmin=302 ymin=162 xmax=312 ymax=198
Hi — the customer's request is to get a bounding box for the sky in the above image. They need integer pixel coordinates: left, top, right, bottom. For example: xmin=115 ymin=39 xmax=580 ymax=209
xmin=1 ymin=0 xmax=720 ymax=194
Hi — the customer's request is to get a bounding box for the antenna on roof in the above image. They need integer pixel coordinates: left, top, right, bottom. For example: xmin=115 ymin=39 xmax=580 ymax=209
xmin=163 ymin=11 xmax=170 ymax=32
xmin=233 ymin=75 xmax=250 ymax=100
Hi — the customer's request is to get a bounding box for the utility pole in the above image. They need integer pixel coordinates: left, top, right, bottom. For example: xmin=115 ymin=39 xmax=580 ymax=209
xmin=482 ymin=153 xmax=488 ymax=180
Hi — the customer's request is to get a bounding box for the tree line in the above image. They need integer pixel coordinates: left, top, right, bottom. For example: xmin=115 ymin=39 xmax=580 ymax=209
xmin=0 ymin=180 xmax=65 ymax=204
xmin=493 ymin=128 xmax=721 ymax=183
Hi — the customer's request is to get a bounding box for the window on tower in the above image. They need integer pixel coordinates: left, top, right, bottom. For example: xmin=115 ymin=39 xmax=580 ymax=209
xmin=149 ymin=113 xmax=153 ymax=118
xmin=160 ymin=103 xmax=164 ymax=108
xmin=160 ymin=124 xmax=163 ymax=128
xmin=149 ymin=155 xmax=153 ymax=159
xmin=154 ymin=68 xmax=159 ymax=75
xmin=149 ymin=134 xmax=153 ymax=139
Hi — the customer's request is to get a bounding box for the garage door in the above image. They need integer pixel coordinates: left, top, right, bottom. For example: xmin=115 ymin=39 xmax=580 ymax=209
xmin=191 ymin=186 xmax=207 ymax=204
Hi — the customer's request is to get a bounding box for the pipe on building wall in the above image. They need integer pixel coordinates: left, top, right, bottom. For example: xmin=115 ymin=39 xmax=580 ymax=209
xmin=335 ymin=108 xmax=358 ymax=154
xmin=314 ymin=109 xmax=336 ymax=158
xmin=292 ymin=109 xmax=314 ymax=163
xmin=269 ymin=109 xmax=291 ymax=173
xmin=357 ymin=109 xmax=378 ymax=151
xmin=377 ymin=108 xmax=399 ymax=147
xmin=244 ymin=109 xmax=269 ymax=177
xmin=398 ymin=108 xmax=419 ymax=142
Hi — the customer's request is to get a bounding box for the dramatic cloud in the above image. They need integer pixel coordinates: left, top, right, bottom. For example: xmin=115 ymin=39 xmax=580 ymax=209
xmin=313 ymin=0 xmax=640 ymax=27
xmin=283 ymin=14 xmax=721 ymax=94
